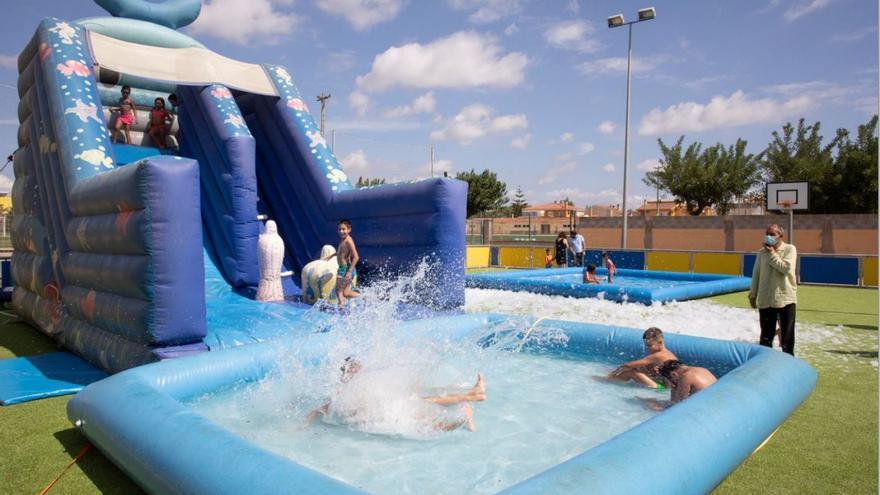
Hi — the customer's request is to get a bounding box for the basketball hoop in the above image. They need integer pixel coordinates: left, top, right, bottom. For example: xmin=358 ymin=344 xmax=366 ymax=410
xmin=778 ymin=200 xmax=794 ymax=211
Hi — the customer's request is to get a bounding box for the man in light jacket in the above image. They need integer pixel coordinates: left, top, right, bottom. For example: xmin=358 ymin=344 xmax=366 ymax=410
xmin=749 ymin=224 xmax=798 ymax=355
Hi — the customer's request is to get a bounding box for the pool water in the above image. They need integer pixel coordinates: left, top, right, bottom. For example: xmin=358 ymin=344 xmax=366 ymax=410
xmin=531 ymin=273 xmax=704 ymax=289
xmin=188 ymin=352 xmax=659 ymax=495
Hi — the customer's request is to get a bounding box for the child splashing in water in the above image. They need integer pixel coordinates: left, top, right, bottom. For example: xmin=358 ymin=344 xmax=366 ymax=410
xmin=306 ymin=357 xmax=487 ymax=433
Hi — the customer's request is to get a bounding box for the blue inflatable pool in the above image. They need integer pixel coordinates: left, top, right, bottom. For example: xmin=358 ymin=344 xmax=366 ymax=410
xmin=68 ymin=313 xmax=815 ymax=494
xmin=466 ymin=268 xmax=752 ymax=304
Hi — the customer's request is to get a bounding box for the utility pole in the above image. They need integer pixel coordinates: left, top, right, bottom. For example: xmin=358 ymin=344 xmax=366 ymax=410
xmin=316 ymin=92 xmax=331 ymax=135
xmin=430 ymin=144 xmax=435 ymax=177
xmin=331 ymin=129 xmax=336 ymax=153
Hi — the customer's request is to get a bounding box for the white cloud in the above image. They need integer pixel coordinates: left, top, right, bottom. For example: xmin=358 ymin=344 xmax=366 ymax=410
xmin=577 ymin=56 xmax=666 ymax=75
xmin=430 ymin=103 xmax=527 ymax=144
xmin=637 ymin=90 xmax=814 ymax=136
xmin=327 ymin=51 xmax=357 ymax=73
xmin=331 ymin=119 xmax=424 ymax=132
xmin=544 ymin=20 xmax=600 ymax=53
xmin=339 ymin=149 xmax=370 ymax=174
xmin=543 ymin=187 xmax=618 ymax=204
xmin=384 ymin=92 xmax=437 ymax=118
xmin=504 ymin=23 xmax=518 ymax=36
xmin=0 ymin=118 xmax=18 ymax=126
xmin=598 ymin=121 xmax=616 ymax=135
xmin=188 ymin=0 xmax=301 ymax=44
xmin=510 ymin=134 xmax=532 ymax=149
xmin=602 ymin=163 xmax=616 ymax=173
xmin=348 ymin=90 xmax=372 ymax=116
xmin=636 ymin=158 xmax=661 ymax=172
xmin=448 ymin=0 xmax=523 ymax=24
xmin=559 ymin=132 xmax=574 ymax=143
xmin=830 ymin=26 xmax=877 ymax=43
xmin=316 ymin=0 xmax=406 ymax=31
xmin=356 ymin=31 xmax=528 ymax=92
xmin=0 ymin=174 xmax=10 ymax=193
xmin=784 ymin=0 xmax=832 ymax=22
xmin=538 ymin=161 xmax=576 ymax=185
xmin=567 ymin=0 xmax=580 ymax=14
xmin=0 ymin=55 xmax=16 ymax=69
xmin=576 ymin=142 xmax=595 ymax=155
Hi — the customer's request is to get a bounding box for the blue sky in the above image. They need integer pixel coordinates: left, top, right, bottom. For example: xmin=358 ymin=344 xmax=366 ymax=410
xmin=1 ymin=0 xmax=877 ymax=206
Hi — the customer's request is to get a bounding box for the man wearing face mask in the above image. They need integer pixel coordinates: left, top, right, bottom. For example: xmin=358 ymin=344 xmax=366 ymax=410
xmin=748 ymin=224 xmax=798 ymax=355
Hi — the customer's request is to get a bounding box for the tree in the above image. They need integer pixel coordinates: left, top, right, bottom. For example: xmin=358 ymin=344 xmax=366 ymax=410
xmin=511 ymin=187 xmax=529 ymax=216
xmin=758 ymin=119 xmax=840 ymax=213
xmin=831 ymin=115 xmax=878 ymax=213
xmin=644 ymin=136 xmax=762 ymax=215
xmin=559 ymin=197 xmax=574 ymax=206
xmin=455 ymin=169 xmax=508 ymax=218
xmin=355 ymin=176 xmax=386 ymax=188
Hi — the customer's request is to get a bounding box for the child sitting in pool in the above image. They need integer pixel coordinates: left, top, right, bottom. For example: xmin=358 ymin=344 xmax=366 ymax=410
xmin=583 ymin=264 xmax=600 ymax=284
xmin=637 ymin=359 xmax=717 ymax=411
xmin=305 ymin=357 xmax=487 ymax=433
xmin=602 ymin=251 xmax=616 ymax=283
xmin=597 ymin=327 xmax=676 ymax=389
xmin=335 ymin=219 xmax=360 ymax=308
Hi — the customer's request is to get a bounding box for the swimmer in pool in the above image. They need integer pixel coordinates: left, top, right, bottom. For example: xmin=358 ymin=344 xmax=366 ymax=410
xmin=305 ymin=357 xmax=487 ymax=432
xmin=596 ymin=327 xmax=676 ymax=389
xmin=637 ymin=359 xmax=717 ymax=411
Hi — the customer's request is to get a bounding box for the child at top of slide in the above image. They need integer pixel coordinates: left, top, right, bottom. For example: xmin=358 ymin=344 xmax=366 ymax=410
xmin=110 ymin=85 xmax=137 ymax=145
xmin=148 ymin=97 xmax=173 ymax=149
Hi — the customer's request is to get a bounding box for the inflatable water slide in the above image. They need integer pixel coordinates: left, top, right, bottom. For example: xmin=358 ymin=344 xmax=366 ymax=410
xmin=11 ymin=2 xmax=466 ymax=372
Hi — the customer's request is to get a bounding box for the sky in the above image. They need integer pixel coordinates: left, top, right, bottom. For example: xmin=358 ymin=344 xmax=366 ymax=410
xmin=0 ymin=0 xmax=877 ymax=207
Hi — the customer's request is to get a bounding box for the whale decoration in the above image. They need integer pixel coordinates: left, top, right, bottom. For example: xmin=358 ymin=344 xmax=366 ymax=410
xmin=93 ymin=0 xmax=202 ymax=29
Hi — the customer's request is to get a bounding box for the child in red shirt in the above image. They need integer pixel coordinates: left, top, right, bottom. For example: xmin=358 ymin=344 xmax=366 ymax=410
xmin=148 ymin=97 xmax=173 ymax=149
xmin=544 ymin=248 xmax=553 ymax=268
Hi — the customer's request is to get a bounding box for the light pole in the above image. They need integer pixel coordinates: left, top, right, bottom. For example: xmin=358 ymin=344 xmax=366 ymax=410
xmin=607 ymin=7 xmax=655 ymax=249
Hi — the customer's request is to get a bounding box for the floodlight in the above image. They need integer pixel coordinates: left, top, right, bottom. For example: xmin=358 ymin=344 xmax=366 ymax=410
xmin=638 ymin=7 xmax=656 ymax=21
xmin=607 ymin=14 xmax=625 ymax=28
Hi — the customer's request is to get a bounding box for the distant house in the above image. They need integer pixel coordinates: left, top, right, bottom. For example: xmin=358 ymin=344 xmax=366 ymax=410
xmin=523 ymin=202 xmax=583 ymax=218
xmin=636 ymin=200 xmax=717 ymax=217
xmin=584 ymin=204 xmax=622 ymax=217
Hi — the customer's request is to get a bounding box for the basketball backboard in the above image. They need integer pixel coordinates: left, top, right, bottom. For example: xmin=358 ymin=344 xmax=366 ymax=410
xmin=766 ymin=182 xmax=809 ymax=211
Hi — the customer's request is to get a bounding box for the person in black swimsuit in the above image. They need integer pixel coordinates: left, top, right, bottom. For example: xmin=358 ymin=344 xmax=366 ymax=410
xmin=554 ymin=232 xmax=570 ymax=267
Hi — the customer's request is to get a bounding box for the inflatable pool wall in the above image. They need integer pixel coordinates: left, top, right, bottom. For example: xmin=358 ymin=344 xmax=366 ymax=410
xmin=11 ymin=10 xmax=466 ymax=371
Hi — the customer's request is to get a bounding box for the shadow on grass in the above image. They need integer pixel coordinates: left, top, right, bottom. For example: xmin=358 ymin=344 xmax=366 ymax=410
xmin=840 ymin=324 xmax=878 ymax=332
xmin=53 ymin=428 xmax=144 ymax=494
xmin=824 ymin=350 xmax=879 ymax=359
xmin=0 ymin=318 xmax=59 ymax=358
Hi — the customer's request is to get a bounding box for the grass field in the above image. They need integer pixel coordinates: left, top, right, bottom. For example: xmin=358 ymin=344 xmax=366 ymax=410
xmin=0 ymin=285 xmax=876 ymax=494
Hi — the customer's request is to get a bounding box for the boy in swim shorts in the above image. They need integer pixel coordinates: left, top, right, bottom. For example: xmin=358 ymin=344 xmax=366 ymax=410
xmin=597 ymin=327 xmax=677 ymax=389
xmin=110 ymin=85 xmax=137 ymax=145
xmin=335 ymin=219 xmax=360 ymax=308
xmin=637 ymin=360 xmax=717 ymax=411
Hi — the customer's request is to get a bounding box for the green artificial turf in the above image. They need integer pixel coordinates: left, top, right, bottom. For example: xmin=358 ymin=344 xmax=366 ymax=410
xmin=711 ymin=286 xmax=878 ymax=494
xmin=0 ymin=286 xmax=876 ymax=494
xmin=0 ymin=314 xmax=142 ymax=494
